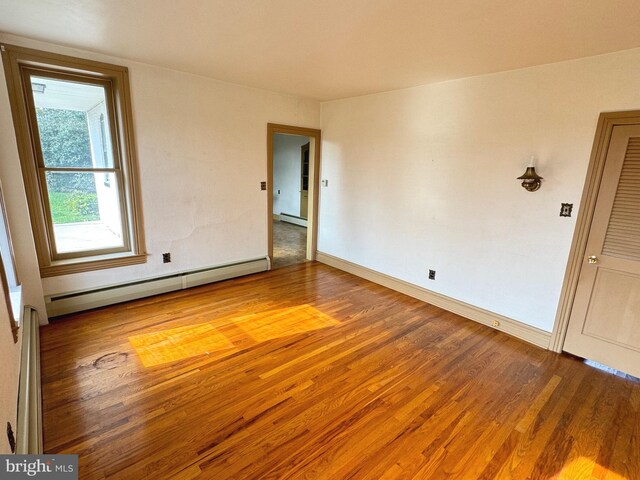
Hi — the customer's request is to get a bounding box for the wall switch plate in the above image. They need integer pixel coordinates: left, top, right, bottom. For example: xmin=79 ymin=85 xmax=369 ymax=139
xmin=162 ymin=252 xmax=171 ymax=263
xmin=428 ymin=269 xmax=436 ymax=280
xmin=321 ymin=179 xmax=328 ymax=187
xmin=560 ymin=203 xmax=573 ymax=217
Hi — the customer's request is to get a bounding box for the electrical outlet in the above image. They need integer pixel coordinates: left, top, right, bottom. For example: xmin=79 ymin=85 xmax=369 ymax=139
xmin=162 ymin=252 xmax=171 ymax=263
xmin=260 ymin=181 xmax=267 ymax=191
xmin=428 ymin=269 xmax=436 ymax=280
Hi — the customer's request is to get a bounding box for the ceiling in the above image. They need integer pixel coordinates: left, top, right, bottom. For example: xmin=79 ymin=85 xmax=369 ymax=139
xmin=1 ymin=0 xmax=640 ymax=101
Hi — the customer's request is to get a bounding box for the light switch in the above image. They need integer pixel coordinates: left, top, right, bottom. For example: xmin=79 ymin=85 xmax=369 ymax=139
xmin=560 ymin=203 xmax=573 ymax=217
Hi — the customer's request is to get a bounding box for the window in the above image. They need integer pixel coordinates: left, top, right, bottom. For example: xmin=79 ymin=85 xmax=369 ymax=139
xmin=2 ymin=44 xmax=146 ymax=276
xmin=0 ymin=181 xmax=20 ymax=341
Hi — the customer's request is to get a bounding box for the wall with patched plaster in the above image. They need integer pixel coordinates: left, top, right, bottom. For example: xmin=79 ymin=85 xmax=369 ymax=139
xmin=0 ymin=33 xmax=320 ymax=303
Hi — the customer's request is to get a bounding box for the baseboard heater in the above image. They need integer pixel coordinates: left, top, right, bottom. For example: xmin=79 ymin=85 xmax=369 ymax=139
xmin=279 ymin=213 xmax=307 ymax=228
xmin=45 ymin=257 xmax=269 ymax=318
xmin=17 ymin=306 xmax=43 ymax=454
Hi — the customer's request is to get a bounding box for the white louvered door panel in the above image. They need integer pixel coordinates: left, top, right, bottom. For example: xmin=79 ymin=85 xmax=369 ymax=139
xmin=602 ymin=137 xmax=640 ymax=261
xmin=564 ymin=126 xmax=640 ymax=378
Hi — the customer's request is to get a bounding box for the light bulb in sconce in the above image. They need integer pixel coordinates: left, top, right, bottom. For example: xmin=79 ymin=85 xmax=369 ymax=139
xmin=517 ymin=156 xmax=543 ymax=192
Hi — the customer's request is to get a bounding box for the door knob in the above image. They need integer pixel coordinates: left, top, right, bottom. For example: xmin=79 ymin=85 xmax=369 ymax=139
xmin=587 ymin=255 xmax=598 ymax=264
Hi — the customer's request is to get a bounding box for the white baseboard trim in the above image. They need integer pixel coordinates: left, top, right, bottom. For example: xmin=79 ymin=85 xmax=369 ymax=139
xmin=316 ymin=252 xmax=551 ymax=349
xmin=17 ymin=306 xmax=42 ymax=454
xmin=279 ymin=213 xmax=308 ymax=228
xmin=272 ymin=213 xmax=280 ymax=221
xmin=45 ymin=257 xmax=269 ymax=317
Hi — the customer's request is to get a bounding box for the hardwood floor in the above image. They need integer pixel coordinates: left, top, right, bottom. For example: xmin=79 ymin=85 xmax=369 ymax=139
xmin=41 ymin=262 xmax=640 ymax=479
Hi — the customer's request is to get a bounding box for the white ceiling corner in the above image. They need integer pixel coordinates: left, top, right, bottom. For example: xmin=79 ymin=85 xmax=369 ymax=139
xmin=1 ymin=0 xmax=640 ymax=101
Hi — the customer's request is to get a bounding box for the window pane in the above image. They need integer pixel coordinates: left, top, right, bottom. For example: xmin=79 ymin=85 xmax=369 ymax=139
xmin=45 ymin=172 xmax=125 ymax=254
xmin=30 ymin=76 xmax=115 ymax=169
xmin=0 ymin=203 xmax=18 ymax=288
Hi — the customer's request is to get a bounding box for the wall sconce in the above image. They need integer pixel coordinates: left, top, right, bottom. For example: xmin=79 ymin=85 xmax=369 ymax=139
xmin=517 ymin=158 xmax=543 ymax=192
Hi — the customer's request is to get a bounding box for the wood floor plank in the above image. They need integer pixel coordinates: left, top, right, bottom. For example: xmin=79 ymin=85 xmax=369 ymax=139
xmin=40 ymin=262 xmax=640 ymax=479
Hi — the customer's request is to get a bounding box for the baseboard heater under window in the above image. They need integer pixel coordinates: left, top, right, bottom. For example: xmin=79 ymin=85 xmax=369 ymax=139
xmin=17 ymin=306 xmax=42 ymax=454
xmin=45 ymin=257 xmax=269 ymax=318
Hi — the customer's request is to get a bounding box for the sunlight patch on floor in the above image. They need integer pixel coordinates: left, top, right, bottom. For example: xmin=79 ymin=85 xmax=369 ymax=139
xmin=232 ymin=304 xmax=341 ymax=342
xmin=129 ymin=305 xmax=340 ymax=367
xmin=556 ymin=457 xmax=627 ymax=479
xmin=129 ymin=323 xmax=236 ymax=367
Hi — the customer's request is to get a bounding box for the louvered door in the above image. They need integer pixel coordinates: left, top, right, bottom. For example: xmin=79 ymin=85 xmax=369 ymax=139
xmin=564 ymin=125 xmax=640 ymax=378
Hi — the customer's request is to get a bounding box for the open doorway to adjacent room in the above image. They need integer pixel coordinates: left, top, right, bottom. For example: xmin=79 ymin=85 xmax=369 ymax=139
xmin=272 ymin=133 xmax=309 ymax=267
xmin=267 ymin=124 xmax=320 ymax=269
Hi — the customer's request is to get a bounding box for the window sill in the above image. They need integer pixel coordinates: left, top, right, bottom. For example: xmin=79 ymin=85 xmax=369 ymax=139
xmin=40 ymin=253 xmax=147 ymax=277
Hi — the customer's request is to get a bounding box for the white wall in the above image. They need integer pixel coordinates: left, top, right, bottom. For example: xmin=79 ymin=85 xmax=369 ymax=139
xmin=0 ymin=33 xmax=320 ymax=307
xmin=273 ymin=133 xmax=309 ymax=217
xmin=319 ymin=48 xmax=640 ymax=332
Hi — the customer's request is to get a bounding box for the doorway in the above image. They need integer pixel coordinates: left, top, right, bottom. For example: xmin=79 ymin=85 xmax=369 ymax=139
xmin=553 ymin=111 xmax=640 ymax=378
xmin=267 ymin=124 xmax=321 ymax=269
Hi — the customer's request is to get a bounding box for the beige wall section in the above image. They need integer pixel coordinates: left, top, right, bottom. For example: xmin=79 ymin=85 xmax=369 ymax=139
xmin=319 ymin=47 xmax=640 ymax=333
xmin=0 ymin=33 xmax=320 ymax=303
xmin=0 ymin=275 xmax=20 ymax=454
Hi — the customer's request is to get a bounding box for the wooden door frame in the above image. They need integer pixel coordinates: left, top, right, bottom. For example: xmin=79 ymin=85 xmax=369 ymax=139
xmin=550 ymin=110 xmax=640 ymax=352
xmin=267 ymin=123 xmax=321 ymax=265
xmin=299 ymin=142 xmax=310 ymax=219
